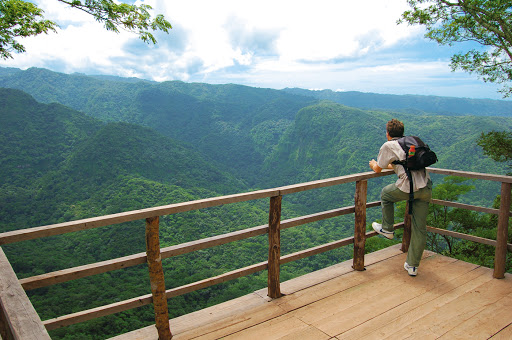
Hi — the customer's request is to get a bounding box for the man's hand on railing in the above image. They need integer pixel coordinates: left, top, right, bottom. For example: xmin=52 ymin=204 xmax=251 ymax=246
xmin=369 ymin=159 xmax=381 ymax=173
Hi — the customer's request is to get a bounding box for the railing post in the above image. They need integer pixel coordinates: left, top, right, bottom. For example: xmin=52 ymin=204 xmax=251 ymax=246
xmin=0 ymin=303 xmax=9 ymax=340
xmin=353 ymin=180 xmax=367 ymax=271
xmin=268 ymin=195 xmax=282 ymax=298
xmin=401 ymin=202 xmax=412 ymax=253
xmin=0 ymin=247 xmax=51 ymax=340
xmin=494 ymin=182 xmax=511 ymax=279
xmin=145 ymin=216 xmax=172 ymax=339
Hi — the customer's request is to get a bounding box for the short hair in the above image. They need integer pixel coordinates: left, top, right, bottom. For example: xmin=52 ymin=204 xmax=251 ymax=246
xmin=386 ymin=119 xmax=404 ymax=138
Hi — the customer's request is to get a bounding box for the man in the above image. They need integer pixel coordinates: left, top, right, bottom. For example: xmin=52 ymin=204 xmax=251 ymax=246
xmin=369 ymin=119 xmax=432 ymax=276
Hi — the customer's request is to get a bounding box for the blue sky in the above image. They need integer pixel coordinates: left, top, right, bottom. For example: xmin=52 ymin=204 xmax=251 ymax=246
xmin=1 ymin=0 xmax=507 ymax=100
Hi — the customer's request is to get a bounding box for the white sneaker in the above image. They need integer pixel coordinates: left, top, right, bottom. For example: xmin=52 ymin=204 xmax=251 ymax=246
xmin=404 ymin=262 xmax=418 ymax=276
xmin=372 ymin=222 xmax=394 ymax=240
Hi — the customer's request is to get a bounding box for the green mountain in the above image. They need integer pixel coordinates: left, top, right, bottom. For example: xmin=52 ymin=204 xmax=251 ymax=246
xmin=283 ymin=87 xmax=512 ymax=116
xmin=0 ymin=88 xmax=100 ymax=186
xmin=2 ymin=67 xmax=512 ymax=187
xmin=265 ymin=101 xmax=511 ymax=182
xmin=0 ymin=67 xmax=317 ymax=184
xmin=261 ymin=101 xmax=510 ymax=213
xmin=2 ymin=67 xmax=512 ymax=186
xmin=0 ymin=88 xmax=248 ymax=229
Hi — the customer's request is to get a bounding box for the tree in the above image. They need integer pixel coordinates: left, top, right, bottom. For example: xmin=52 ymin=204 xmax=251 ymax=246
xmin=400 ymin=1 xmax=512 ymax=174
xmin=0 ymin=0 xmax=56 ymax=59
xmin=477 ymin=130 xmax=512 ymax=174
xmin=399 ymin=0 xmax=512 ymax=97
xmin=427 ymin=176 xmax=475 ymax=254
xmin=0 ymin=0 xmax=172 ymax=59
xmin=426 ymin=176 xmax=498 ymax=268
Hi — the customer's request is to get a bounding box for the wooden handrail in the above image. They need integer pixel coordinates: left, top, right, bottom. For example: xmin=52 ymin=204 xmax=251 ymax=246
xmin=0 ymin=168 xmax=507 ymax=247
xmin=431 ymin=199 xmax=503 ymax=215
xmin=1 ymin=168 xmax=510 ymax=337
xmin=19 ymin=202 xmax=381 ymax=291
xmin=427 ymin=167 xmax=512 ymax=183
xmin=0 ymin=171 xmax=392 ymax=245
xmin=0 ymin=188 xmax=280 ymax=245
xmin=426 ymin=226 xmax=512 ymax=251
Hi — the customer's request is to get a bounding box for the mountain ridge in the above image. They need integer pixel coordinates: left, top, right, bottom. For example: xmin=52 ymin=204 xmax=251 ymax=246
xmin=283 ymin=87 xmax=512 ymax=116
xmin=3 ymin=67 xmax=512 ymax=117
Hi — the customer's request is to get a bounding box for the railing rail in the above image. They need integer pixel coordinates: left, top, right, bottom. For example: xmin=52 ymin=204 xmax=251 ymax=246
xmin=0 ymin=171 xmax=393 ymax=246
xmin=427 ymin=168 xmax=512 ymax=279
xmin=0 ymin=168 xmax=510 ymax=338
xmin=17 ymin=202 xmax=382 ymax=291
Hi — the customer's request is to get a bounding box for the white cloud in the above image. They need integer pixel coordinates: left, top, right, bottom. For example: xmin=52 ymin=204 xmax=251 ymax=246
xmin=273 ymin=1 xmax=416 ymax=62
xmin=4 ymin=23 xmax=135 ymax=74
xmin=157 ymin=0 xmax=419 ymax=66
xmin=0 ymin=0 xmax=421 ymax=76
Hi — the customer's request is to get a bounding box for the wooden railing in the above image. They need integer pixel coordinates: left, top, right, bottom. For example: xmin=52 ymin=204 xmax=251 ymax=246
xmin=0 ymin=168 xmax=510 ymax=339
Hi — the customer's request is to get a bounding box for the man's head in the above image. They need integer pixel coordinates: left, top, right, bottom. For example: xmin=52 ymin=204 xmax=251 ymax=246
xmin=386 ymin=119 xmax=404 ymax=138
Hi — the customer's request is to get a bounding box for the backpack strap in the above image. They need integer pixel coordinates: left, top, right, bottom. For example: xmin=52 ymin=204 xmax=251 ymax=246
xmin=391 ymin=137 xmax=414 ymax=214
xmin=405 ymin=167 xmax=414 ymax=215
xmin=392 ymin=159 xmax=414 ymax=214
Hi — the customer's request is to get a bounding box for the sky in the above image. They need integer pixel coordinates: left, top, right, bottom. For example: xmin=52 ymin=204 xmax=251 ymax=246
xmin=1 ymin=0 xmax=508 ymax=100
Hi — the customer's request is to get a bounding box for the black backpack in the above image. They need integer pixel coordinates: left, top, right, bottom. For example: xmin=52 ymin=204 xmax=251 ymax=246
xmin=392 ymin=136 xmax=437 ymax=213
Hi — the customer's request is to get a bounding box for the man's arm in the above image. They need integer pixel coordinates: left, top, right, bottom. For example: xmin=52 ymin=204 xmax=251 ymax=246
xmin=369 ymin=159 xmax=393 ymax=173
xmin=369 ymin=159 xmax=382 ymax=173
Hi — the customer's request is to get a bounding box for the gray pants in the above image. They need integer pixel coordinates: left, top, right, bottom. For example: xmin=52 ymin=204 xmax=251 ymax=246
xmin=381 ymin=180 xmax=432 ymax=267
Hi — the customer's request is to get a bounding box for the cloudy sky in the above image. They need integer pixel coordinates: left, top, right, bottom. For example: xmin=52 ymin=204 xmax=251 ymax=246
xmin=1 ymin=0 xmax=507 ymax=99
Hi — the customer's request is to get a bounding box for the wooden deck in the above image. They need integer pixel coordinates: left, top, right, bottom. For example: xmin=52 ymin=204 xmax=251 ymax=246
xmin=113 ymin=244 xmax=512 ymax=340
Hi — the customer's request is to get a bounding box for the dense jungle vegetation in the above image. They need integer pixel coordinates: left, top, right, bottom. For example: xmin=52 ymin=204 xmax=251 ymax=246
xmin=0 ymin=67 xmax=511 ymax=339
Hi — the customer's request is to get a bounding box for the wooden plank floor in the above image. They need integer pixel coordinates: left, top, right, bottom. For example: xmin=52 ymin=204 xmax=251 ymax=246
xmin=113 ymin=244 xmax=512 ymax=340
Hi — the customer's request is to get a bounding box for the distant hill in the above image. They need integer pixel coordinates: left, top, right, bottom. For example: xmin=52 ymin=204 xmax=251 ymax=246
xmin=4 ymin=67 xmax=512 ymax=118
xmin=0 ymin=88 xmax=101 ymax=186
xmin=87 ymin=74 xmax=156 ymax=84
xmin=262 ymin=101 xmax=511 ymax=211
xmin=283 ymin=88 xmax=512 ymax=117
xmin=1 ymin=67 xmax=511 ymax=190
xmin=0 ymin=67 xmax=316 ymax=184
xmin=0 ymin=88 xmax=246 ymax=229
xmin=263 ymin=100 xmax=511 ymax=182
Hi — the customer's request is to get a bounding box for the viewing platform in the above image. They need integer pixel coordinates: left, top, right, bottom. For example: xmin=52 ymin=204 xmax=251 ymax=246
xmin=1 ymin=168 xmax=511 ymax=339
xmin=117 ymin=244 xmax=512 ymax=340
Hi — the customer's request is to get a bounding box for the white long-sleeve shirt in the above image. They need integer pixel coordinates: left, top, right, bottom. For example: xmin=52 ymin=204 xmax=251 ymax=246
xmin=377 ymin=138 xmax=430 ymax=193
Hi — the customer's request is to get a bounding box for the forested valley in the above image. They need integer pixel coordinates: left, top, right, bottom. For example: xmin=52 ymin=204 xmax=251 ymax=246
xmin=1 ymin=67 xmax=511 ymax=339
